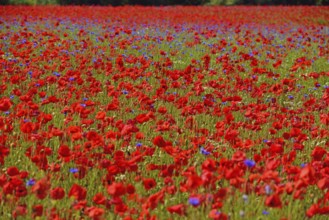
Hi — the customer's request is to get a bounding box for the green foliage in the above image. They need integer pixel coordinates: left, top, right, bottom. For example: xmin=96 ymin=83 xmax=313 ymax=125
xmin=207 ymin=0 xmax=242 ymax=5
xmin=37 ymin=0 xmax=58 ymax=4
xmin=6 ymin=0 xmax=57 ymax=5
xmin=0 ymin=0 xmax=9 ymax=5
xmin=55 ymin=0 xmax=208 ymax=5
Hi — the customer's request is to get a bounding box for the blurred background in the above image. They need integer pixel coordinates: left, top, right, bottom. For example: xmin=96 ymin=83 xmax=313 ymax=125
xmin=0 ymin=0 xmax=328 ymax=7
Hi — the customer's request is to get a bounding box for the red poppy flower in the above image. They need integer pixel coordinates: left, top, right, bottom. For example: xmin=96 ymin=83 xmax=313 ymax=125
xmin=265 ymin=194 xmax=282 ymax=208
xmin=208 ymin=209 xmax=228 ymax=220
xmin=186 ymin=175 xmax=203 ymax=190
xmin=85 ymin=207 xmax=105 ymax=219
xmin=95 ymin=111 xmax=106 ymax=120
xmin=32 ymin=204 xmax=43 ymax=218
xmin=32 ymin=178 xmax=51 ymax=200
xmin=50 ymin=187 xmax=65 ymax=200
xmin=15 ymin=185 xmax=28 ymax=197
xmin=143 ymin=178 xmax=157 ymax=190
xmin=135 ymin=132 xmax=145 ymax=140
xmin=0 ymin=98 xmax=12 ymax=112
xmin=7 ymin=166 xmax=20 ymax=176
xmin=107 ymin=182 xmax=126 ymax=197
xmin=0 ymin=145 xmax=10 ymax=165
xmin=12 ymin=205 xmax=27 ymax=218
xmin=317 ymin=178 xmax=329 ymax=190
xmin=153 ymin=135 xmax=167 ymax=148
xmin=167 ymin=204 xmax=186 ymax=216
xmin=93 ymin=193 xmax=106 ymax=205
xmin=68 ymin=184 xmax=87 ymax=201
xmin=311 ymin=147 xmax=326 ymax=161
xmin=58 ymin=145 xmax=71 ymax=158
xmin=20 ymin=122 xmax=35 ymax=134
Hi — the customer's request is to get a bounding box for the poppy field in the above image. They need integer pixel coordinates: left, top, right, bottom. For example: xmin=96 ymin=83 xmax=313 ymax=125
xmin=1 ymin=6 xmax=329 ymax=220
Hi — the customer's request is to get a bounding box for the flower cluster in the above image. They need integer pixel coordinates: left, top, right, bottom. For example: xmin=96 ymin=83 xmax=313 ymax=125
xmin=1 ymin=5 xmax=329 ymax=220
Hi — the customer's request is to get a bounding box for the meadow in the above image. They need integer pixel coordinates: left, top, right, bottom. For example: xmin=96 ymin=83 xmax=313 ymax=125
xmin=1 ymin=5 xmax=329 ymax=220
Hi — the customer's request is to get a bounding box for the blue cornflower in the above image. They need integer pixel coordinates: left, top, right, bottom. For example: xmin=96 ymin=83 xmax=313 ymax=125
xmin=244 ymin=159 xmax=256 ymax=168
xmin=200 ymin=147 xmax=210 ymax=155
xmin=26 ymin=179 xmax=35 ymax=186
xmin=83 ymin=97 xmax=88 ymax=101
xmin=288 ymin=95 xmax=294 ymax=100
xmin=69 ymin=168 xmax=79 ymax=174
xmin=262 ymin=210 xmax=269 ymax=215
xmin=122 ymin=90 xmax=128 ymax=95
xmin=265 ymin=185 xmax=272 ymax=195
xmin=69 ymin=77 xmax=75 ymax=81
xmin=53 ymin=72 xmax=60 ymax=77
xmin=188 ymin=197 xmax=200 ymax=206
xmin=136 ymin=142 xmax=142 ymax=147
xmin=80 ymin=103 xmax=86 ymax=108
